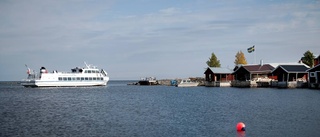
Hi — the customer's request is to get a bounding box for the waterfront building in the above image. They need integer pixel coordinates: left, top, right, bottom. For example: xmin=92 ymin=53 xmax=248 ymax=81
xmin=231 ymin=62 xmax=275 ymax=87
xmin=307 ymin=64 xmax=320 ymax=89
xmin=271 ymin=64 xmax=309 ymax=88
xmin=204 ymin=67 xmax=234 ymax=87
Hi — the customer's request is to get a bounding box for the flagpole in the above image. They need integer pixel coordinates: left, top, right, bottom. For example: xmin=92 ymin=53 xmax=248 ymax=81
xmin=254 ymin=47 xmax=256 ymax=64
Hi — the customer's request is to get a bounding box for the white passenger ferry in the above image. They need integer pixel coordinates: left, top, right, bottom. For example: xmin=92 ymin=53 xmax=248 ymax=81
xmin=21 ymin=63 xmax=109 ymax=87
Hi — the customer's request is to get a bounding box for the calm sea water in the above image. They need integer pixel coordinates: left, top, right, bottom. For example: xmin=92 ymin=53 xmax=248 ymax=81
xmin=0 ymin=81 xmax=320 ymax=137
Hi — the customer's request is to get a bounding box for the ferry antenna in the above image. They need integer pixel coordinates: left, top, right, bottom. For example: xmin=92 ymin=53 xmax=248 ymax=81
xmin=84 ymin=61 xmax=89 ymax=68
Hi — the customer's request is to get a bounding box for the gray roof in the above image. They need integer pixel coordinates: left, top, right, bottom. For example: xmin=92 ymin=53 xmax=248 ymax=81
xmin=307 ymin=64 xmax=320 ymax=72
xmin=281 ymin=65 xmax=309 ymax=72
xmin=268 ymin=62 xmax=309 ymax=68
xmin=207 ymin=67 xmax=233 ymax=74
xmin=272 ymin=65 xmax=309 ymax=73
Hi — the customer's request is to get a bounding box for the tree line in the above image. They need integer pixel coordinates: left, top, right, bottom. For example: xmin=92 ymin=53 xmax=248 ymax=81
xmin=206 ymin=50 xmax=317 ymax=68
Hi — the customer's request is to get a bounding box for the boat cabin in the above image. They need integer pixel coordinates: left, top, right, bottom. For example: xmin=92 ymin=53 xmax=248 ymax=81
xmin=71 ymin=67 xmax=83 ymax=73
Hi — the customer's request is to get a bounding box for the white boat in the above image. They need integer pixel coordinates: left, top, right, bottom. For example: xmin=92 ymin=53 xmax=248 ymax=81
xmin=138 ymin=77 xmax=158 ymax=85
xmin=21 ymin=63 xmax=109 ymax=87
xmin=176 ymin=79 xmax=199 ymax=87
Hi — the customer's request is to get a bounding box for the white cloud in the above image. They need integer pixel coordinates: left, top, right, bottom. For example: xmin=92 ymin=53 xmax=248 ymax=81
xmin=159 ymin=7 xmax=180 ymax=15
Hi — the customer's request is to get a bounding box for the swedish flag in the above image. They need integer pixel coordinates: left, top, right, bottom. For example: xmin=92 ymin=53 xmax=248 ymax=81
xmin=247 ymin=45 xmax=255 ymax=53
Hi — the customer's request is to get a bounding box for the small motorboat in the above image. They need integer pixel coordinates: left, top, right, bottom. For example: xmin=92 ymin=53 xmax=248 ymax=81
xmin=176 ymin=79 xmax=199 ymax=87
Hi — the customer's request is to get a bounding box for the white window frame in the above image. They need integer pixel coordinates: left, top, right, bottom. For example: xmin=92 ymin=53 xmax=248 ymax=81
xmin=310 ymin=72 xmax=316 ymax=77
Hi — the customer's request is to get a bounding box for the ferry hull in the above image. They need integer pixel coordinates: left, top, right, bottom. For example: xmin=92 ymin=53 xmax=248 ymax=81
xmin=21 ymin=80 xmax=108 ymax=87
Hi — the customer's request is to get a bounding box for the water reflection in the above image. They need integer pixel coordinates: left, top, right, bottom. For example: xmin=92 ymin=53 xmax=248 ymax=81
xmin=236 ymin=131 xmax=245 ymax=137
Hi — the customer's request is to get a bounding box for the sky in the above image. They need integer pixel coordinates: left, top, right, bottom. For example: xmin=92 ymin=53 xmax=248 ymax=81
xmin=0 ymin=0 xmax=320 ymax=81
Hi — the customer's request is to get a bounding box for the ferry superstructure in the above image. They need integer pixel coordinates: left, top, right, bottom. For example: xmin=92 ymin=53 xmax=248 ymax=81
xmin=21 ymin=63 xmax=109 ymax=87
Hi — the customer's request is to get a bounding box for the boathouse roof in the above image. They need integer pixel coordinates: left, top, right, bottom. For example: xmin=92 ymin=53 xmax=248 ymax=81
xmin=268 ymin=62 xmax=308 ymax=68
xmin=307 ymin=64 xmax=320 ymax=72
xmin=205 ymin=67 xmax=233 ymax=74
xmin=272 ymin=65 xmax=309 ymax=74
xmin=233 ymin=64 xmax=275 ymax=74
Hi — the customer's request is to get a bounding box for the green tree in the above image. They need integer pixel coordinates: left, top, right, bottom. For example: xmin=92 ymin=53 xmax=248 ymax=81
xmin=206 ymin=52 xmax=221 ymax=67
xmin=302 ymin=50 xmax=315 ymax=67
xmin=234 ymin=50 xmax=247 ymax=65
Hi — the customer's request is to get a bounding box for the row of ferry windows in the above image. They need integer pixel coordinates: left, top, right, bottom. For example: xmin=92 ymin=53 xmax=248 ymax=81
xmin=58 ymin=77 xmax=104 ymax=81
xmin=84 ymin=70 xmax=100 ymax=73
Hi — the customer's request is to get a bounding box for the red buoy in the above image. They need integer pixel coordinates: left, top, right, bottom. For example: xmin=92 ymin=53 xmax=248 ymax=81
xmin=236 ymin=122 xmax=245 ymax=131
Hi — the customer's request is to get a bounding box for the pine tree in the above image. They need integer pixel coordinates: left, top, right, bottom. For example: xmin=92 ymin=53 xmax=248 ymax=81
xmin=302 ymin=50 xmax=315 ymax=67
xmin=234 ymin=50 xmax=247 ymax=65
xmin=206 ymin=52 xmax=221 ymax=67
